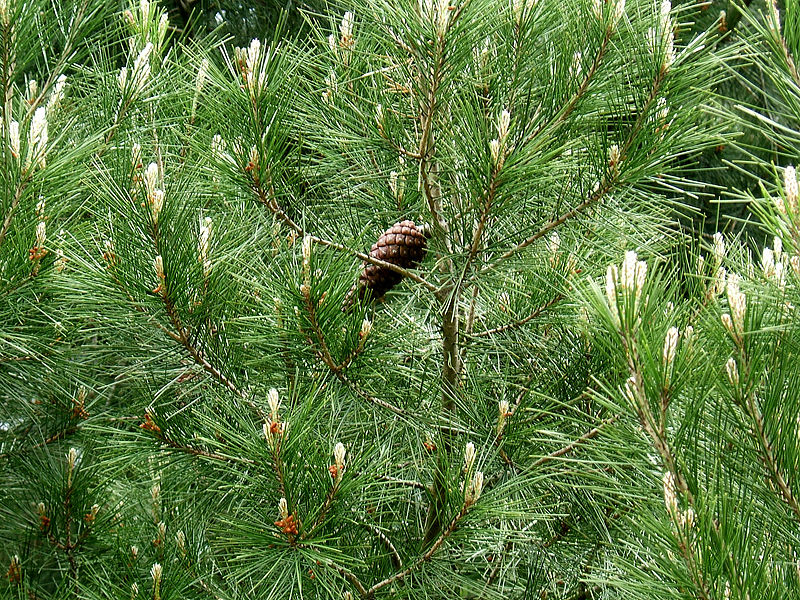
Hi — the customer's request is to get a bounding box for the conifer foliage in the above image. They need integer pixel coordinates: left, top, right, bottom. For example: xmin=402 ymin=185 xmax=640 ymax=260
xmin=2 ymin=0 xmax=800 ymax=599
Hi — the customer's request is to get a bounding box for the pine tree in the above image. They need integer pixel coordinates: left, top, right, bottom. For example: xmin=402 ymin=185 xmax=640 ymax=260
xmin=3 ymin=1 xmax=800 ymax=599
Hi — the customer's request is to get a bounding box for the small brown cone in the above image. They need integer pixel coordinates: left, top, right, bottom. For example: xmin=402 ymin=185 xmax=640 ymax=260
xmin=343 ymin=220 xmax=428 ymax=310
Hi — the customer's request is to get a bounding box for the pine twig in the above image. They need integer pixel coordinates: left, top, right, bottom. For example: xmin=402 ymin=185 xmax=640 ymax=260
xmin=271 ymin=448 xmax=288 ymax=511
xmin=359 ymin=522 xmax=403 ymax=569
xmin=38 ymin=425 xmax=80 ymax=448
xmin=470 ymin=294 xmax=564 ymax=338
xmin=335 ymin=369 xmax=408 ymax=417
xmin=458 ymin=157 xmax=504 ymax=345
xmin=0 ymin=354 xmax=36 ymax=363
xmin=747 ymin=390 xmax=800 ymax=520
xmin=302 ymin=480 xmax=342 ymax=540
xmin=43 ymin=472 xmax=82 ymax=596
xmin=299 ymin=285 xmax=342 ymax=372
xmin=0 ymin=176 xmax=32 ymax=247
xmin=768 ymin=0 xmax=800 ymax=90
xmin=482 ymin=538 xmax=513 ymax=593
xmin=521 ymin=22 xmax=613 ymax=146
xmin=479 ymin=179 xmax=613 ymax=276
xmin=103 ymin=264 xmax=261 ymax=420
xmin=482 ymin=44 xmax=669 ymax=277
xmin=366 ymin=505 xmax=469 ymax=598
xmin=486 ymin=406 xmax=614 ymax=489
xmin=328 ymin=562 xmax=369 ymax=598
xmin=25 ymin=0 xmax=92 ymax=120
xmin=374 ymin=474 xmax=428 ymax=491
xmin=160 ymin=292 xmax=266 ymax=421
xmin=328 ymin=504 xmax=473 ymax=598
xmin=736 ymin=349 xmax=800 ymax=522
xmin=298 ymin=283 xmax=369 ymax=375
xmin=183 ymin=558 xmax=227 ymax=600
xmin=531 ymin=416 xmax=619 ymax=469
xmin=298 ymin=286 xmax=408 ymax=416
xmin=464 ymin=159 xmax=503 ymax=275
xmin=563 ymin=585 xmax=602 ymax=600
xmin=620 ymin=331 xmax=714 ymax=599
xmin=158 ymin=435 xmax=256 ymax=465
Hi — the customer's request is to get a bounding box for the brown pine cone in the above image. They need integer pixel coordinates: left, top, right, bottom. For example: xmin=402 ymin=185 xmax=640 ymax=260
xmin=343 ymin=220 xmax=428 ymax=310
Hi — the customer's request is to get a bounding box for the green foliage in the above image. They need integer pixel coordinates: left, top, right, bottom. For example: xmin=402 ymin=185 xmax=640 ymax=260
xmin=3 ymin=1 xmax=800 ymax=600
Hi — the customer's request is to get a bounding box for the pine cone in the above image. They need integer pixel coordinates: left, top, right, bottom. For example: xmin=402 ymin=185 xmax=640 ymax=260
xmin=343 ymin=220 xmax=428 ymax=310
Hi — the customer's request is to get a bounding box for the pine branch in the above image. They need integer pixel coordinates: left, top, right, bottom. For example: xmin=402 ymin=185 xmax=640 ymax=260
xmin=299 ymin=284 xmax=369 ymax=373
xmin=37 ymin=425 xmax=81 ymax=449
xmin=272 ymin=450 xmax=288 ymax=509
xmin=328 ymin=562 xmax=369 ymax=598
xmin=479 ymin=537 xmax=513 ymax=598
xmin=302 ymin=479 xmax=343 ymax=540
xmin=129 ymin=187 xmax=265 ymax=420
xmin=770 ymin=0 xmax=800 ymax=89
xmin=299 ymin=286 xmax=343 ymax=372
xmin=1 ymin=1 xmax=763 ymax=596
xmin=64 ymin=485 xmax=79 ymax=597
xmin=487 ymin=406 xmax=615 ymax=488
xmin=563 ymin=585 xmax=602 ymax=600
xmin=0 ymin=354 xmax=36 ymax=363
xmin=0 ymin=424 xmax=82 ymax=461
xmin=101 ymin=264 xmax=257 ymax=421
xmin=619 ymin=331 xmax=713 ymax=599
xmin=334 ymin=369 xmax=408 ymax=417
xmin=623 ymin=337 xmax=687 ymax=497
xmin=464 ymin=285 xmax=480 ymax=337
xmin=42 ymin=469 xmax=83 ymax=597
xmin=1 ymin=15 xmax=14 ymax=110
xmin=418 ymin=111 xmax=451 ymax=264
xmin=99 ymin=96 xmax=136 ymax=152
xmin=183 ymin=558 xmax=227 ymax=600
xmin=463 ymin=159 xmax=503 ymax=280
xmin=329 ymin=470 xmax=475 ymax=598
xmin=487 ymin=378 xmax=534 ymax=471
